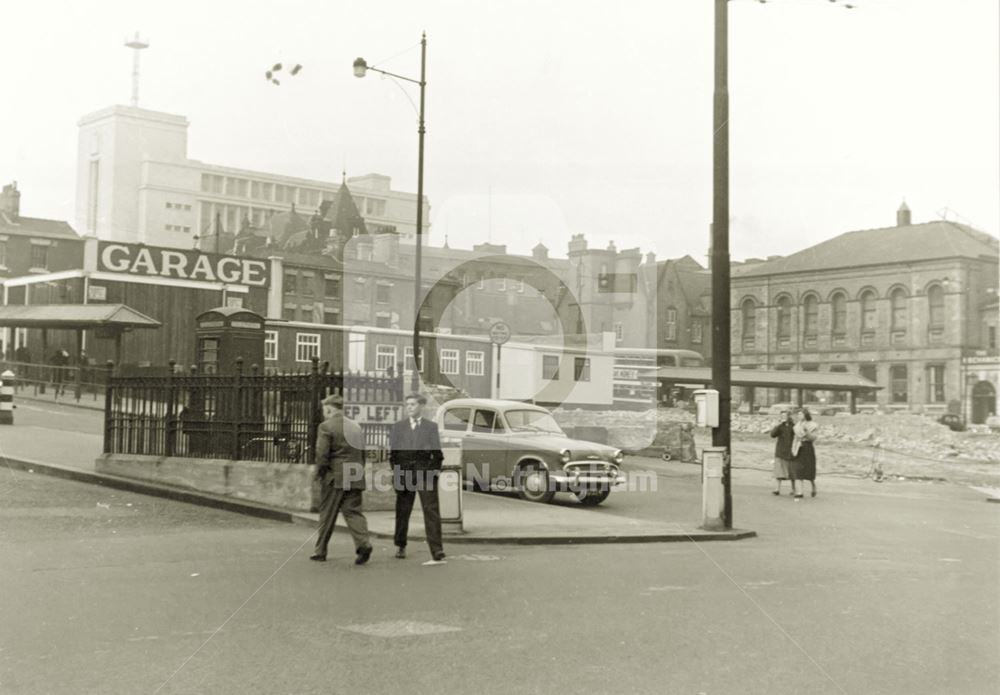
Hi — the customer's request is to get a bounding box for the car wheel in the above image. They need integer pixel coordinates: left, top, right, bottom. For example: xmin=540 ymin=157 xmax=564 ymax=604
xmin=516 ymin=464 xmax=555 ymax=504
xmin=575 ymin=489 xmax=611 ymax=506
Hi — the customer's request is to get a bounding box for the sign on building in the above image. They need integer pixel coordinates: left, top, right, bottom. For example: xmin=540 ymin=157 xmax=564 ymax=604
xmin=97 ymin=241 xmax=269 ymax=287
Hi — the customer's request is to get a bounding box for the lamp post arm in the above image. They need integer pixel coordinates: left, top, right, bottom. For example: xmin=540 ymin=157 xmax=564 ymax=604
xmin=365 ymin=65 xmax=422 ymax=86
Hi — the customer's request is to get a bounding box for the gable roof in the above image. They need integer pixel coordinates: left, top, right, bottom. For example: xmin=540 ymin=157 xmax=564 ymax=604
xmin=734 ymin=221 xmax=998 ymax=278
xmin=0 ymin=214 xmax=81 ymax=241
xmin=0 ymin=303 xmax=161 ymax=329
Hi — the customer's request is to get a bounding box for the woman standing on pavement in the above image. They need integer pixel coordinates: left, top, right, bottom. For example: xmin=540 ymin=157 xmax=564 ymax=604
xmin=769 ymin=408 xmax=795 ymax=496
xmin=791 ymin=408 xmax=819 ymax=500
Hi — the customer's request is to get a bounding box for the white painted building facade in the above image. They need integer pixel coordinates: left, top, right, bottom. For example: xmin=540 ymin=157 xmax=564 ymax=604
xmin=75 ymin=105 xmax=429 ymax=249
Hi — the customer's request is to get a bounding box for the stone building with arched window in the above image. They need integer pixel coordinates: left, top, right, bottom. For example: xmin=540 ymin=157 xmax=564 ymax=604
xmin=730 ymin=204 xmax=999 ymax=421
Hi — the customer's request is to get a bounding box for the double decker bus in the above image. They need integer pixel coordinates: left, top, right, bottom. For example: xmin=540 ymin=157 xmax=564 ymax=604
xmin=612 ymin=348 xmax=704 ymax=409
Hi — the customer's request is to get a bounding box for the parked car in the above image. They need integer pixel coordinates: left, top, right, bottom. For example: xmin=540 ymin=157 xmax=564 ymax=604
xmin=985 ymin=415 xmax=1000 ymax=433
xmin=434 ymin=398 xmax=625 ymax=506
xmin=937 ymin=413 xmax=966 ymax=432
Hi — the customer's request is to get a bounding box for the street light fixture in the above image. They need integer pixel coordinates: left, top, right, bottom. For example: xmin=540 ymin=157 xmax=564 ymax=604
xmin=354 ymin=34 xmax=427 ymax=393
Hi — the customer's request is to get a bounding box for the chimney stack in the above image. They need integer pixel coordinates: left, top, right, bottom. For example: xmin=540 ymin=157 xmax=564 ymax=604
xmin=0 ymin=181 xmax=20 ymax=221
xmin=897 ymin=201 xmax=911 ymax=227
xmin=567 ymin=233 xmax=588 ymax=256
xmin=532 ymin=242 xmax=549 ymax=261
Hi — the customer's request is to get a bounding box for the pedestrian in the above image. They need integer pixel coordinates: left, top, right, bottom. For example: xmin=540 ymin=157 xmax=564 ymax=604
xmin=310 ymin=394 xmax=373 ymax=565
xmin=769 ymin=407 xmax=795 ymax=496
xmin=791 ymin=407 xmax=819 ymax=500
xmin=390 ymin=392 xmax=446 ymax=563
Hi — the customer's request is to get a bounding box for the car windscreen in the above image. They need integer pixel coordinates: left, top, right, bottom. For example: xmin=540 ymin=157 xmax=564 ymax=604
xmin=503 ymin=409 xmax=565 ymax=435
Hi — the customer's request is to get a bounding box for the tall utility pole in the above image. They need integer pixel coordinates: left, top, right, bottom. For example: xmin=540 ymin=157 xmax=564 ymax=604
xmin=353 ymin=34 xmax=427 ymax=394
xmin=124 ymin=32 xmax=149 ymax=108
xmin=712 ymin=0 xmax=733 ymax=528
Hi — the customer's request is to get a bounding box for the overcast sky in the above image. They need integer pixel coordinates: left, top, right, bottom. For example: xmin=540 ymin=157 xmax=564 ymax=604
xmin=1 ymin=0 xmax=997 ymax=262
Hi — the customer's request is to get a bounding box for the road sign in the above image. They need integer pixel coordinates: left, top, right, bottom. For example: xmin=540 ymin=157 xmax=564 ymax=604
xmin=489 ymin=321 xmax=511 ymax=345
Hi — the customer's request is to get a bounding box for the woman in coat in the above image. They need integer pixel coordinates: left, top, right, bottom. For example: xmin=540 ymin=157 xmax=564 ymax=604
xmin=769 ymin=408 xmax=795 ymax=496
xmin=791 ymin=408 xmax=819 ymax=500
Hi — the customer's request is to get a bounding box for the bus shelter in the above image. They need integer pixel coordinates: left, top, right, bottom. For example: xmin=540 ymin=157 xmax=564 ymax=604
xmin=0 ymin=304 xmax=161 ymax=397
xmin=654 ymin=366 xmax=881 ymax=414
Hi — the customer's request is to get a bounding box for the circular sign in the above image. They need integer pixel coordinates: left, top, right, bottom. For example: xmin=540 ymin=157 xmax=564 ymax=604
xmin=489 ymin=321 xmax=511 ymax=345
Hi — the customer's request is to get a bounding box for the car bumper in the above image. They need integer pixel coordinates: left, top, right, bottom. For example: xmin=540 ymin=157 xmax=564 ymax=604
xmin=550 ymin=464 xmax=625 ymax=489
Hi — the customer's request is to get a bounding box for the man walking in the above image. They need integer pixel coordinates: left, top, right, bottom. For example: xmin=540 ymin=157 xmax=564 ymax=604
xmin=390 ymin=393 xmax=445 ymax=562
xmin=311 ymin=394 xmax=373 ymax=565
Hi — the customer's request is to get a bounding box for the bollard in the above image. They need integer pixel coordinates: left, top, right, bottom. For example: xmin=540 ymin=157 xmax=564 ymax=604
xmin=0 ymin=370 xmax=14 ymax=425
xmin=700 ymin=446 xmax=727 ymax=530
xmin=438 ymin=442 xmax=464 ymax=535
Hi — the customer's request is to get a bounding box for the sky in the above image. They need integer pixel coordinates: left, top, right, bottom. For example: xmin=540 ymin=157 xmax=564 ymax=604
xmin=0 ymin=0 xmax=997 ymax=263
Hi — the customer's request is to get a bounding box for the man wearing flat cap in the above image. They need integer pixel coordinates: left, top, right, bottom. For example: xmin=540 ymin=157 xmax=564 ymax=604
xmin=389 ymin=392 xmax=445 ymax=561
xmin=311 ymin=394 xmax=373 ymax=564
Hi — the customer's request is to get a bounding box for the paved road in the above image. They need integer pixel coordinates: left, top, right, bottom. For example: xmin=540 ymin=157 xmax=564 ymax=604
xmin=2 ymin=465 xmax=997 ymax=694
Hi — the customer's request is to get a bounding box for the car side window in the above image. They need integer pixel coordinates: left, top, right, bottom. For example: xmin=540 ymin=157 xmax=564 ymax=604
xmin=472 ymin=409 xmax=503 ymax=434
xmin=443 ymin=407 xmax=471 ymax=432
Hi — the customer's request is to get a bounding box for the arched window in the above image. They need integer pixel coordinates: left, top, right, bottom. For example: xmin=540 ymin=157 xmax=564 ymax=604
xmin=860 ymin=289 xmax=877 ymax=332
xmin=803 ymin=295 xmax=819 ymax=336
xmin=891 ymin=288 xmax=908 ymax=331
xmin=831 ymin=292 xmax=847 ymax=334
xmin=928 ymin=285 xmax=945 ymax=328
xmin=741 ymin=298 xmax=756 ymax=347
xmin=776 ymin=296 xmax=792 ymax=339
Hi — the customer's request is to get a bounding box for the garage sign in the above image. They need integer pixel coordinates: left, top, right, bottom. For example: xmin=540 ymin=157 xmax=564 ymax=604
xmin=97 ymin=242 xmax=269 ymax=287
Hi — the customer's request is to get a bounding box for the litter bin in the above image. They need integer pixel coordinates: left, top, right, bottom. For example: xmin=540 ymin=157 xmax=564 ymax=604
xmin=439 ymin=441 xmax=464 ymax=535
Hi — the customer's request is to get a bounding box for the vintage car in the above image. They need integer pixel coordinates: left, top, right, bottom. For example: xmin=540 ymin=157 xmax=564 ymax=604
xmin=937 ymin=413 xmax=966 ymax=432
xmin=434 ymin=399 xmax=625 ymax=506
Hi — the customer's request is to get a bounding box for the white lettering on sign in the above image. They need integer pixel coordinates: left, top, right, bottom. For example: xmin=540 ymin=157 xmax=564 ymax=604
xmin=217 ymin=257 xmax=242 ymax=284
xmin=343 ymin=404 xmax=404 ymax=424
xmin=230 ymin=321 xmax=262 ymax=330
xmin=97 ymin=241 xmax=270 ymax=287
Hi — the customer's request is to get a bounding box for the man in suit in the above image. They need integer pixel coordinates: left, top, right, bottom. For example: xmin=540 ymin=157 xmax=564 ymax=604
xmin=310 ymin=394 xmax=373 ymax=565
xmin=390 ymin=393 xmax=445 ymax=561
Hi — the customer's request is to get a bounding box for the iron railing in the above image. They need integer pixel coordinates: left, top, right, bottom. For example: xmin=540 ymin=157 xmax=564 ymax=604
xmin=103 ymin=357 xmax=404 ymax=463
xmin=0 ymin=360 xmax=110 ymax=404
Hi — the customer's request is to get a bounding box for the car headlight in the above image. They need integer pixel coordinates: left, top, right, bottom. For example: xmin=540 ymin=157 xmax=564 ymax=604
xmin=614 ymin=450 xmax=624 ymax=465
xmin=560 ymin=449 xmax=571 ymax=464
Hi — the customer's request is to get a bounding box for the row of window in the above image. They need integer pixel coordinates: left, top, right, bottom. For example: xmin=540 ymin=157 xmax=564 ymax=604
xmin=198 ymin=175 xmax=387 ymax=217
xmin=742 ymin=286 xmax=946 ymax=344
xmin=542 ymin=354 xmax=591 ymax=382
xmin=659 ymin=309 xmax=705 ymax=344
xmin=164 ymin=202 xmax=193 ymax=212
xmin=263 ymin=332 xmax=487 ymax=377
xmin=283 ymin=274 xmax=394 ymax=304
xmin=164 ymin=224 xmax=192 ymax=234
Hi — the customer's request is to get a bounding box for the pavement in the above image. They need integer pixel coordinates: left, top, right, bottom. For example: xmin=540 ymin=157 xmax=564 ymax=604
xmin=0 ymin=399 xmax=755 ymax=544
xmin=3 ymin=463 xmax=998 ymax=695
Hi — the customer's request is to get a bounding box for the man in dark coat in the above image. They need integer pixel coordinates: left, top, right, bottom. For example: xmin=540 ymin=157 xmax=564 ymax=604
xmin=311 ymin=394 xmax=372 ymax=564
xmin=390 ymin=393 xmax=445 ymax=562
xmin=769 ymin=408 xmax=795 ymax=496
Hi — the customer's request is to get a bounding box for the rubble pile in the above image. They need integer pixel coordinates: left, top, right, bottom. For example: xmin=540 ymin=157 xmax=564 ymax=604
xmin=718 ymin=410 xmax=999 ymax=463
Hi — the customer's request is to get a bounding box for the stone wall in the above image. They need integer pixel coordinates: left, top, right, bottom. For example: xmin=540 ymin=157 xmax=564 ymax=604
xmin=94 ymin=455 xmax=398 ymax=512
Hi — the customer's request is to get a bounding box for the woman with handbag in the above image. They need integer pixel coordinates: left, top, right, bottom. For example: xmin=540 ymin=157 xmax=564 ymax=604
xmin=791 ymin=408 xmax=819 ymax=500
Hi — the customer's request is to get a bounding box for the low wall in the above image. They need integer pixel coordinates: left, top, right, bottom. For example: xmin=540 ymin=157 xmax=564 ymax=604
xmin=94 ymin=455 xmax=398 ymax=512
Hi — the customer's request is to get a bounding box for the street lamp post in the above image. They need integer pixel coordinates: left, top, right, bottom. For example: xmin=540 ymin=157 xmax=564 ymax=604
xmin=712 ymin=0 xmax=733 ymax=528
xmin=354 ymin=33 xmax=427 ymax=393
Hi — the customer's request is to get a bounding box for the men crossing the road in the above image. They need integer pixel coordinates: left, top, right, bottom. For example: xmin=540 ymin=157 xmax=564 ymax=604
xmin=310 ymin=394 xmax=373 ymax=565
xmin=390 ymin=393 xmax=446 ymax=563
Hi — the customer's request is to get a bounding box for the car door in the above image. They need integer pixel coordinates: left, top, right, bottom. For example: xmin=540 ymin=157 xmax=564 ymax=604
xmin=439 ymin=407 xmax=477 ymax=482
xmin=468 ymin=407 xmax=511 ymax=487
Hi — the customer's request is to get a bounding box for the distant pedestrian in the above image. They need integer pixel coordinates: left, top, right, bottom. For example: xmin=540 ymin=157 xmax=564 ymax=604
xmin=390 ymin=393 xmax=446 ymax=563
xmin=769 ymin=407 xmax=795 ymax=496
xmin=791 ymin=408 xmax=819 ymax=500
xmin=310 ymin=394 xmax=373 ymax=565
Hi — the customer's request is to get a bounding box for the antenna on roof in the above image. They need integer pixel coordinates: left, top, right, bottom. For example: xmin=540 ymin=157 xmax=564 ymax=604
xmin=124 ymin=32 xmax=149 ymax=107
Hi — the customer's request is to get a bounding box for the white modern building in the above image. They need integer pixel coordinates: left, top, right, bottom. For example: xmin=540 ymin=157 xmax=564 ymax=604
xmin=74 ymin=105 xmax=430 ymax=249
